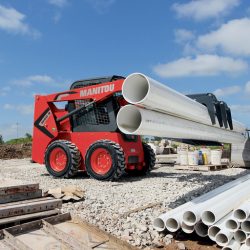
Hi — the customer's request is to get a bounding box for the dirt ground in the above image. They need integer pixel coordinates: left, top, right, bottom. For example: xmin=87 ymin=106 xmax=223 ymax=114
xmin=1 ymin=145 xmax=245 ymax=249
xmin=0 ymin=143 xmax=32 ymax=159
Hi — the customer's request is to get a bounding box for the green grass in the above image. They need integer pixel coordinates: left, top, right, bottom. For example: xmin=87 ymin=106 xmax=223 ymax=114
xmin=5 ymin=137 xmax=32 ymax=145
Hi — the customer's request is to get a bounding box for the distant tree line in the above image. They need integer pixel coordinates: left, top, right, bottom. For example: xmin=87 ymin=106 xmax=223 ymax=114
xmin=0 ymin=133 xmax=32 ymax=145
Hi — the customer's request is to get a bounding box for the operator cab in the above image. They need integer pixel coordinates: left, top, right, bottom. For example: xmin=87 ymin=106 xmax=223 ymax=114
xmin=67 ymin=75 xmax=128 ymax=133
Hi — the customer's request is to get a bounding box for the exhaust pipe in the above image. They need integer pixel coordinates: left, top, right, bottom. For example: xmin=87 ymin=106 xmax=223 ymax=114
xmin=122 ymin=73 xmax=246 ymax=133
xmin=117 ymin=105 xmax=246 ymax=144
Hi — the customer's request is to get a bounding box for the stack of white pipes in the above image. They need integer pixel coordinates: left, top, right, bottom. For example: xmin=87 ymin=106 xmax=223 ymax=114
xmin=153 ymin=175 xmax=250 ymax=250
xmin=117 ymin=73 xmax=247 ymax=144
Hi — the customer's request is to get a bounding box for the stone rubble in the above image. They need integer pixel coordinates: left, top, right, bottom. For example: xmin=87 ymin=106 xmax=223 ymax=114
xmin=0 ymin=158 xmax=249 ymax=249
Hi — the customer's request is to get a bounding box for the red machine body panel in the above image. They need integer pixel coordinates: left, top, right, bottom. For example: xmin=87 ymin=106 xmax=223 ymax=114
xmin=32 ymin=79 xmax=146 ymax=174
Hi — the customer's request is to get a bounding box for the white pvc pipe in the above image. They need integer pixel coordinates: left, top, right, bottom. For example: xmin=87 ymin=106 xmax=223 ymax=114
xmin=245 ymin=235 xmax=250 ymax=247
xmin=222 ymin=240 xmax=241 ymax=250
xmin=122 ymin=73 xmax=246 ymax=134
xmin=154 ymin=175 xmax=250 ymax=232
xmin=234 ymin=230 xmax=247 ymax=243
xmin=201 ymin=179 xmax=250 ymax=225
xmin=208 ymin=212 xmax=233 ymax=241
xmin=208 ymin=225 xmax=221 ymax=241
xmin=241 ymin=218 xmax=250 ymax=233
xmin=181 ymin=222 xmax=194 ymax=234
xmin=216 ymin=229 xmax=234 ymax=247
xmin=194 ymin=222 xmax=208 ymax=237
xmin=165 ymin=212 xmax=183 ymax=232
xmin=233 ymin=200 xmax=250 ymax=222
xmin=225 ymin=218 xmax=240 ymax=232
xmin=183 ymin=208 xmax=201 ymax=226
xmin=117 ymin=105 xmax=246 ymax=144
xmin=240 ymin=244 xmax=249 ymax=250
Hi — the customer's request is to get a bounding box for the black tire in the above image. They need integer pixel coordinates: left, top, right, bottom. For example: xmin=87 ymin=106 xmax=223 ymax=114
xmin=45 ymin=140 xmax=81 ymax=178
xmin=85 ymin=140 xmax=125 ymax=181
xmin=142 ymin=142 xmax=156 ymax=174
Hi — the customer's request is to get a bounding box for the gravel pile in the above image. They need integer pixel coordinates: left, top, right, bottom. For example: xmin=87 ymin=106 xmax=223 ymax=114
xmin=0 ymin=143 xmax=31 ymax=159
xmin=0 ymin=158 xmax=249 ymax=249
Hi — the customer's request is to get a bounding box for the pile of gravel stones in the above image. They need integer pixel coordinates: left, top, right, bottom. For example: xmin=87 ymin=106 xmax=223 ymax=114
xmin=0 ymin=158 xmax=249 ymax=249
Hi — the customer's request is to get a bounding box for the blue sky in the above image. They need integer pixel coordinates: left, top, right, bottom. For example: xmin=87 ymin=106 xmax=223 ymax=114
xmin=0 ymin=0 xmax=250 ymax=140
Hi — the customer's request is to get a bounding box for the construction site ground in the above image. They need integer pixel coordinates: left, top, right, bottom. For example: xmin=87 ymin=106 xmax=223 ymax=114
xmin=1 ymin=156 xmax=249 ymax=250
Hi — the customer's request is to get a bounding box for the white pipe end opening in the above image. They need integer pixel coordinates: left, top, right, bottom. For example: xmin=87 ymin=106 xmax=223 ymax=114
xmin=194 ymin=222 xmax=208 ymax=237
xmin=215 ymin=232 xmax=231 ymax=247
xmin=246 ymin=237 xmax=250 ymax=247
xmin=166 ymin=218 xmax=180 ymax=232
xmin=183 ymin=211 xmax=198 ymax=226
xmin=241 ymin=221 xmax=250 ymax=233
xmin=117 ymin=105 xmax=142 ymax=134
xmin=225 ymin=219 xmax=239 ymax=232
xmin=234 ymin=230 xmax=247 ymax=243
xmin=181 ymin=222 xmax=194 ymax=234
xmin=153 ymin=218 xmax=166 ymax=232
xmin=208 ymin=225 xmax=220 ymax=241
xmin=233 ymin=209 xmax=248 ymax=222
xmin=201 ymin=211 xmax=216 ymax=225
xmin=122 ymin=73 xmax=149 ymax=104
xmin=222 ymin=240 xmax=240 ymax=250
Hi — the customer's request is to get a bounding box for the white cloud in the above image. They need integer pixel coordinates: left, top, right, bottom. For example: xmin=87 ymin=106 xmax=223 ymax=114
xmin=48 ymin=0 xmax=68 ymax=8
xmin=153 ymin=54 xmax=248 ymax=78
xmin=174 ymin=29 xmax=195 ymax=44
xmin=85 ymin=0 xmax=115 ymax=13
xmin=231 ymin=105 xmax=250 ymax=113
xmin=3 ymin=104 xmax=33 ymax=115
xmin=245 ymin=81 xmax=250 ymax=94
xmin=0 ymin=4 xmax=40 ymax=38
xmin=13 ymin=75 xmax=55 ymax=87
xmin=213 ymin=85 xmax=241 ymax=97
xmin=172 ymin=0 xmax=240 ymax=21
xmin=197 ymin=18 xmax=250 ymax=56
xmin=0 ymin=86 xmax=11 ymax=96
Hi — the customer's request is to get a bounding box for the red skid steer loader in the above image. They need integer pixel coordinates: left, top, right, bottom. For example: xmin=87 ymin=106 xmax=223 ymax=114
xmin=32 ymin=76 xmax=156 ymax=181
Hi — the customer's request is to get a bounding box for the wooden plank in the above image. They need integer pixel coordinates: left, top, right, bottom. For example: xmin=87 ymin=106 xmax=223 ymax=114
xmin=122 ymin=202 xmax=162 ymax=217
xmin=0 ymin=209 xmax=59 ymax=226
xmin=0 ymin=199 xmax=62 ymax=219
xmin=3 ymin=229 xmax=32 ymax=250
xmin=5 ymin=213 xmax=71 ymax=236
xmin=42 ymin=220 xmax=91 ymax=250
xmin=174 ymin=164 xmax=228 ymax=172
xmin=0 ymin=197 xmax=53 ymax=208
xmin=0 ymin=183 xmax=39 ymax=196
xmin=0 ymin=190 xmax=42 ymax=204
